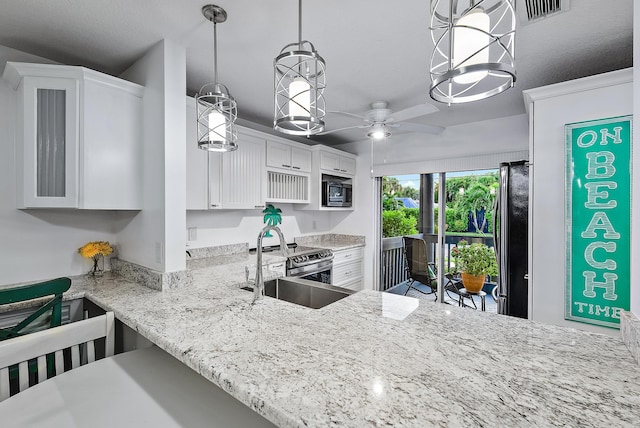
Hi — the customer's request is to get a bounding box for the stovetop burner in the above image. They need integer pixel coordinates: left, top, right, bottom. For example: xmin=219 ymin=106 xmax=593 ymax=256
xmin=287 ymin=246 xmax=333 ymax=268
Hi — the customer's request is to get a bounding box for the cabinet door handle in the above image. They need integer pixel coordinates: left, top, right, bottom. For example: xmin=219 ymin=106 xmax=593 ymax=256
xmin=211 ymin=204 xmax=219 ymax=207
xmin=255 ymin=205 xmax=265 ymax=208
xmin=333 ymin=168 xmax=341 ymax=171
xmin=281 ymin=164 xmax=291 ymax=168
xmin=345 ymin=254 xmax=352 ymax=258
xmin=340 ymin=169 xmax=347 ymax=172
xmin=292 ymin=166 xmax=300 ymax=170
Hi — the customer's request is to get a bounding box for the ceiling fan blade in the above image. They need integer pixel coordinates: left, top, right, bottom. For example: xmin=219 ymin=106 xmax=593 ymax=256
xmin=317 ymin=124 xmax=369 ymax=136
xmin=326 ymin=110 xmax=368 ymax=121
xmin=388 ymin=103 xmax=439 ymax=123
xmin=396 ymin=122 xmax=445 ymax=135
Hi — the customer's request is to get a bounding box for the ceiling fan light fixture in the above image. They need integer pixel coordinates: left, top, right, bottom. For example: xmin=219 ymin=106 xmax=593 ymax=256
xmin=429 ymin=0 xmax=516 ymax=104
xmin=367 ymin=124 xmax=391 ymax=140
xmin=274 ymin=0 xmax=326 ymax=136
xmin=197 ymin=5 xmax=238 ymax=152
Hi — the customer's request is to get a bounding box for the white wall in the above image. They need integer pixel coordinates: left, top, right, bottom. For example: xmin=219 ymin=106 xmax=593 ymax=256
xmin=526 ymin=69 xmax=632 ymax=335
xmin=186 ymin=207 xmax=336 ymax=249
xmin=0 ymin=45 xmax=136 ymax=285
xmin=118 ymin=40 xmax=186 ymax=273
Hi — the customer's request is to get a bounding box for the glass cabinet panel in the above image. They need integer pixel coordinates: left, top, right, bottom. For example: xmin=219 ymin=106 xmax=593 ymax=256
xmin=36 ymin=88 xmax=66 ymax=197
xmin=18 ymin=75 xmax=78 ymax=208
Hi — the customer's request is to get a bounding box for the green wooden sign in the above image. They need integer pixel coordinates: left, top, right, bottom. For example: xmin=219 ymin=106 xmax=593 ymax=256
xmin=565 ymin=116 xmax=632 ymax=329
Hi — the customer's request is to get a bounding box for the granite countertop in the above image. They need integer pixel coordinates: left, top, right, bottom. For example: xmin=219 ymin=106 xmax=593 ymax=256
xmin=32 ymin=258 xmax=640 ymax=427
xmin=295 ymin=234 xmax=365 ymax=251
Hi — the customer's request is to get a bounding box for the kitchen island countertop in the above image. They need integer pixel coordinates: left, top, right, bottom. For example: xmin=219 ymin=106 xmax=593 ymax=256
xmin=4 ymin=256 xmax=640 ymax=427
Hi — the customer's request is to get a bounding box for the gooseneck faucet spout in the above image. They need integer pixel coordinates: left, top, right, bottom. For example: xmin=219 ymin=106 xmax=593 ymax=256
xmin=254 ymin=225 xmax=288 ymax=302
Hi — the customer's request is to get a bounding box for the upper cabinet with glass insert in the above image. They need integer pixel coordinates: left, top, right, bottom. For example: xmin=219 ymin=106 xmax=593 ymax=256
xmin=3 ymin=62 xmax=144 ymax=209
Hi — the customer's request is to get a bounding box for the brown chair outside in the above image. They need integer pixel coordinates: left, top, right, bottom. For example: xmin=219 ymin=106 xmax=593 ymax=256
xmin=402 ymin=236 xmax=437 ymax=299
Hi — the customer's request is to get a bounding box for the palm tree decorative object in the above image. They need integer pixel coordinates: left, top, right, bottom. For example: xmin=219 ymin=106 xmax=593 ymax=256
xmin=262 ymin=205 xmax=282 ymax=237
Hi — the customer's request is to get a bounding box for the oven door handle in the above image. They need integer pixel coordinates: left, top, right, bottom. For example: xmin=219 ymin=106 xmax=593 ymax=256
xmin=287 ymin=260 xmax=333 ymax=277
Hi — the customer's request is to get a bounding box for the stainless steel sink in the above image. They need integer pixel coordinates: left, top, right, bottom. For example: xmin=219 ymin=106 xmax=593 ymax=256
xmin=241 ymin=277 xmax=355 ymax=309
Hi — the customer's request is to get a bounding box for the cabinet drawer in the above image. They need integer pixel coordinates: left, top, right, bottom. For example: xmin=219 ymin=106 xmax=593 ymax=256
xmin=332 ymin=260 xmax=362 ymax=286
xmin=332 ymin=247 xmax=364 ymax=266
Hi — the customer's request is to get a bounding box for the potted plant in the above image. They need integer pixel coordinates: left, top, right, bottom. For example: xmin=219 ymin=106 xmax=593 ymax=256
xmin=450 ymin=240 xmax=498 ymax=293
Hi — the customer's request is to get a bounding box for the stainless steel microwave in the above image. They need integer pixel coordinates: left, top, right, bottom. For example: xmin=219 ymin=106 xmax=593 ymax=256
xmin=322 ymin=180 xmax=352 ymax=207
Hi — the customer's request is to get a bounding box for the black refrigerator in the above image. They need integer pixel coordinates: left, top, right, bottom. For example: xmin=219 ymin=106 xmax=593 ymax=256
xmin=493 ymin=161 xmax=529 ymax=319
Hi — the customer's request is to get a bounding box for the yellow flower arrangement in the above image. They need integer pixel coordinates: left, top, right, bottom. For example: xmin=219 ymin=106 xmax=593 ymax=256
xmin=79 ymin=241 xmax=113 ymax=276
xmin=78 ymin=241 xmax=113 ymax=259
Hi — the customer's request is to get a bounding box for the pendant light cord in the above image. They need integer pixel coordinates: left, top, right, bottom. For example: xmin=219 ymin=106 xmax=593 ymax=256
xmin=213 ymin=19 xmax=218 ymax=85
xmin=298 ymin=0 xmax=302 ymax=49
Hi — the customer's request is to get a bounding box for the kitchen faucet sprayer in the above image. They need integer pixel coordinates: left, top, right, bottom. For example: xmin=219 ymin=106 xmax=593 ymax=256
xmin=254 ymin=225 xmax=288 ymax=303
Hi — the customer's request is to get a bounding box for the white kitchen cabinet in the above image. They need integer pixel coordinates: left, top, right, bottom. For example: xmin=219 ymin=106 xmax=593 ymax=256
xmin=266 ymin=140 xmax=311 ymax=173
xmin=319 ymin=150 xmax=356 ymax=176
xmin=188 ymin=96 xmax=314 ymax=209
xmin=212 ymin=131 xmax=266 ymax=210
xmin=265 ymin=140 xmax=311 ymax=204
xmin=3 ymin=62 xmax=143 ymax=209
xmin=294 ymin=145 xmax=357 ymax=211
xmin=332 ymin=246 xmax=364 ymax=290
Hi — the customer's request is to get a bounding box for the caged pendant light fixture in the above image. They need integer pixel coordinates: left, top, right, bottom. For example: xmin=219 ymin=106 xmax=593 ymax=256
xmin=274 ymin=0 xmax=326 ymax=136
xmin=196 ymin=4 xmax=238 ymax=152
xmin=429 ymin=0 xmax=516 ymax=104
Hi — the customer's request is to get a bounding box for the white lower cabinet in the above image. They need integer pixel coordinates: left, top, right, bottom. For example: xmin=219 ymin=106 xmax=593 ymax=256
xmin=332 ymin=247 xmax=364 ymax=290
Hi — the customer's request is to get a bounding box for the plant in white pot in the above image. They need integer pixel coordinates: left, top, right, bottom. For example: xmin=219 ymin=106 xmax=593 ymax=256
xmin=450 ymin=240 xmax=498 ymax=293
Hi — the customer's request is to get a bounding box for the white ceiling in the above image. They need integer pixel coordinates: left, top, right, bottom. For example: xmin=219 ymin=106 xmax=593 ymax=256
xmin=0 ymin=0 xmax=633 ymax=146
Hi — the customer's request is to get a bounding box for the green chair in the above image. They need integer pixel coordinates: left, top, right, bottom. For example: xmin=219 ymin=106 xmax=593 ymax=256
xmin=0 ymin=277 xmax=72 ymax=387
xmin=0 ymin=277 xmax=72 ymax=341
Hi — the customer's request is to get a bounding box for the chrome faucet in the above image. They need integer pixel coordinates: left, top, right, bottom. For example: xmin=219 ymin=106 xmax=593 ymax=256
xmin=254 ymin=225 xmax=288 ymax=302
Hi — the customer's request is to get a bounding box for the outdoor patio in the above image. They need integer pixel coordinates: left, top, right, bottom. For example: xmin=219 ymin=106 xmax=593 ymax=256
xmin=386 ymin=280 xmax=498 ymax=314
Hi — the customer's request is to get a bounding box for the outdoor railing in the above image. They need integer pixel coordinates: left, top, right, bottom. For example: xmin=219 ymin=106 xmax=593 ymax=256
xmin=380 ymin=233 xmax=494 ymax=292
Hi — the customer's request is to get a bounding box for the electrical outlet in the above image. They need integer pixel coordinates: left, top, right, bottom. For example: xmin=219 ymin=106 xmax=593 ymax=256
xmin=188 ymin=227 xmax=197 ymax=241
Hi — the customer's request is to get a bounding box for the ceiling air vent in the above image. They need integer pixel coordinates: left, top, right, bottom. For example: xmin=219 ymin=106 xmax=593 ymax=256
xmin=517 ymin=0 xmax=570 ymax=24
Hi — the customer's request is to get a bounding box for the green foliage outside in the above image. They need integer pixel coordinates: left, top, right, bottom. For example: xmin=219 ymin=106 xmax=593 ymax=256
xmin=382 ymin=209 xmax=417 ymax=238
xmin=382 ymin=172 xmax=498 ymax=237
xmin=450 ymin=240 xmax=498 ymax=277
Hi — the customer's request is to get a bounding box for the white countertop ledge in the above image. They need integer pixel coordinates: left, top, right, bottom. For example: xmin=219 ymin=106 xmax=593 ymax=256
xmin=8 ymin=263 xmax=640 ymax=427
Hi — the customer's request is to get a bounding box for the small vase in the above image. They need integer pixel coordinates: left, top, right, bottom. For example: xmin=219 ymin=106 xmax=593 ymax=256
xmin=88 ymin=255 xmax=104 ymax=277
xmin=461 ymin=272 xmax=485 ymax=293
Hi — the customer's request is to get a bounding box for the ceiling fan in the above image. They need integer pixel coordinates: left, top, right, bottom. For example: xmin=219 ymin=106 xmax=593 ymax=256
xmin=320 ymin=101 xmax=445 ymax=139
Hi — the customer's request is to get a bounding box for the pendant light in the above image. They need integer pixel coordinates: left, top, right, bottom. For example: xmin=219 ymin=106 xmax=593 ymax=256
xmin=196 ymin=4 xmax=238 ymax=151
xmin=429 ymin=0 xmax=516 ymax=104
xmin=274 ymin=0 xmax=326 ymax=136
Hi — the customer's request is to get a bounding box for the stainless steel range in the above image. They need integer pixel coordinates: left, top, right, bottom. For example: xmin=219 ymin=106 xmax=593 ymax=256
xmin=286 ymin=246 xmax=333 ymax=284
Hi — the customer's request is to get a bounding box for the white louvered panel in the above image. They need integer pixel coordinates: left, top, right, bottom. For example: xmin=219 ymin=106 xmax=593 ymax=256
xmin=267 ymin=171 xmax=309 ymax=202
xmin=221 ymin=134 xmax=265 ymax=209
